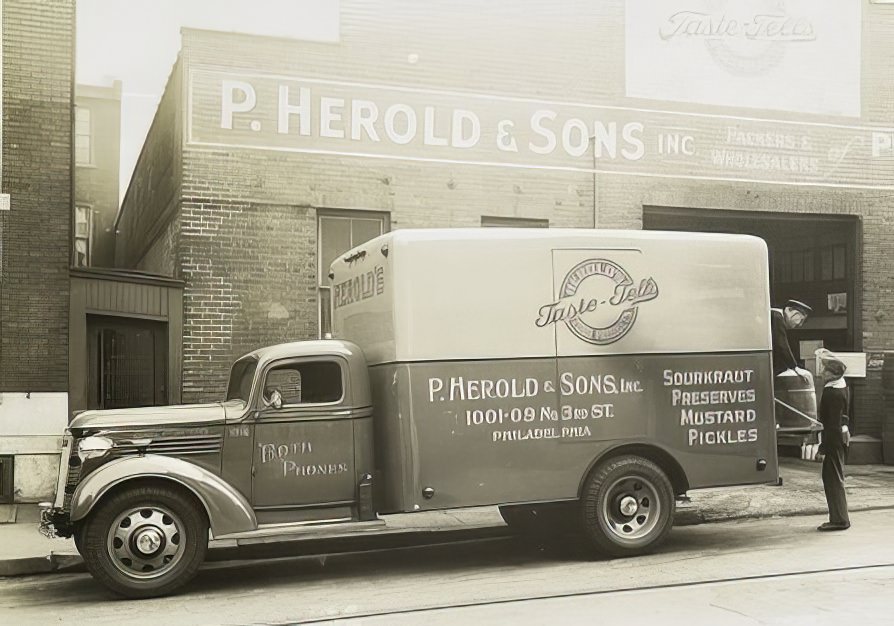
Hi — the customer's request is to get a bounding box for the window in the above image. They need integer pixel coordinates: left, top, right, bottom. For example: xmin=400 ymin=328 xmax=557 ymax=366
xmin=74 ymin=206 xmax=93 ymax=267
xmin=481 ymin=216 xmax=549 ymax=228
xmin=226 ymin=357 xmax=258 ymax=403
xmin=75 ymin=106 xmax=93 ymax=165
xmin=87 ymin=316 xmax=168 ymax=409
xmin=820 ymin=245 xmax=846 ymax=281
xmin=833 ymin=246 xmax=846 ymax=280
xmin=803 ymin=251 xmax=815 ymax=282
xmin=263 ymin=361 xmax=343 ymax=406
xmin=318 ymin=211 xmax=388 ymax=337
xmin=775 ymin=249 xmax=817 ymax=284
xmin=0 ymin=455 xmax=13 ymax=504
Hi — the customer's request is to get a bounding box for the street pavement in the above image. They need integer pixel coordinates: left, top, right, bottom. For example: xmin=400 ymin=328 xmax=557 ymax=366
xmin=1 ymin=457 xmax=894 ymax=576
xmin=2 ymin=508 xmax=893 ymax=624
xmin=332 ymin=563 xmax=894 ymax=625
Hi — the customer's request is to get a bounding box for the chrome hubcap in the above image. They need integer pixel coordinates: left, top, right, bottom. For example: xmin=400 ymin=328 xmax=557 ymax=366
xmin=107 ymin=506 xmax=185 ymax=579
xmin=619 ymin=495 xmax=639 ymax=517
xmin=601 ymin=476 xmax=661 ymax=543
xmin=135 ymin=528 xmax=163 ymax=555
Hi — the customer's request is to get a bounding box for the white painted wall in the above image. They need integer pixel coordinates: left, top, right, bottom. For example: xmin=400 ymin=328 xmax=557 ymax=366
xmin=10 ymin=454 xmax=60 ymax=502
xmin=0 ymin=392 xmax=68 ymax=437
xmin=0 ymin=393 xmax=67 ymax=501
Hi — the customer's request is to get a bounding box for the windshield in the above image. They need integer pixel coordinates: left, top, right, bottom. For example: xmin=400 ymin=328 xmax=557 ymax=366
xmin=226 ymin=357 xmax=258 ymax=402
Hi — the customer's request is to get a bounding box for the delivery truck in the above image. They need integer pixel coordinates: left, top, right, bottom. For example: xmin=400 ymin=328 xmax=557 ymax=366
xmin=40 ymin=228 xmax=779 ymax=598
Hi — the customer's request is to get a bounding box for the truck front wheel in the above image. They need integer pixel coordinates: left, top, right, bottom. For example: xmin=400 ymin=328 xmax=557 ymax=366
xmin=80 ymin=483 xmax=208 ymax=598
xmin=579 ymin=455 xmax=675 ymax=558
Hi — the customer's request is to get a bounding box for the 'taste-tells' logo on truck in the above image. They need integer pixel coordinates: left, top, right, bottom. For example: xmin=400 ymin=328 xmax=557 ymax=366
xmin=536 ymin=259 xmax=659 ymax=345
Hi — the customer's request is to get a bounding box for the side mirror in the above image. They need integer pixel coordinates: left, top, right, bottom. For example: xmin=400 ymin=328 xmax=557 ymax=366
xmin=263 ymin=388 xmax=283 ymax=410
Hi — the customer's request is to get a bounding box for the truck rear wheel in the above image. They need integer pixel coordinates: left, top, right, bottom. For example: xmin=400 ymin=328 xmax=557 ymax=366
xmin=80 ymin=483 xmax=208 ymax=598
xmin=579 ymin=455 xmax=674 ymax=557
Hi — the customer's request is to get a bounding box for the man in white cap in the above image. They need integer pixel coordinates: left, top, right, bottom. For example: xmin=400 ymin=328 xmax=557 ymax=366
xmin=771 ymin=299 xmax=812 ymax=379
xmin=817 ymin=354 xmax=850 ymax=531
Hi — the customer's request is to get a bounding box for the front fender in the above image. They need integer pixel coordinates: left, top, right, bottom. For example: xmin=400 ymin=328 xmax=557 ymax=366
xmin=70 ymin=455 xmax=257 ymax=537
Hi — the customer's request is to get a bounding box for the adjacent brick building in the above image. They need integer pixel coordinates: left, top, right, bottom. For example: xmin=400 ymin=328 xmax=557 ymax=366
xmin=0 ymin=0 xmax=75 ymax=501
xmin=116 ymin=1 xmax=894 ymax=459
xmin=74 ymin=80 xmax=121 ymax=268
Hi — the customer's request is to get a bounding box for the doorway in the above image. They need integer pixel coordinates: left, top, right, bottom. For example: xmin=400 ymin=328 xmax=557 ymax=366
xmin=643 ymin=207 xmax=861 ymax=359
xmin=86 ymin=315 xmax=169 ymax=409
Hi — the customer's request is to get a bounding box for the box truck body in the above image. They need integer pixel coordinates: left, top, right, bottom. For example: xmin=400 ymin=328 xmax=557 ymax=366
xmin=330 ymin=228 xmax=778 ymax=514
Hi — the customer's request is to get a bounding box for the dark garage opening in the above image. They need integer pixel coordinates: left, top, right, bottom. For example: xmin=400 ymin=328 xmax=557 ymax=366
xmin=644 ymin=207 xmax=862 ymax=433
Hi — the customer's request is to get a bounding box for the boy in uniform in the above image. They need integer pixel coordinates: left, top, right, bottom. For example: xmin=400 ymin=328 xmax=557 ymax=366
xmin=817 ymin=355 xmax=850 ymax=531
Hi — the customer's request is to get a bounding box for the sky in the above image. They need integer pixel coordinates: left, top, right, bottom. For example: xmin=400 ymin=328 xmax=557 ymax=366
xmin=76 ymin=0 xmax=340 ymax=203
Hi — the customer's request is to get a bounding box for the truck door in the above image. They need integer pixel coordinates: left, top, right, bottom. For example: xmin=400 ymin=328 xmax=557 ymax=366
xmin=251 ymin=358 xmax=356 ymax=508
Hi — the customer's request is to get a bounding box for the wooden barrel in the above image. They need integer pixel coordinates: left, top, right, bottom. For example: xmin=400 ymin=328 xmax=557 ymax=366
xmin=774 ymin=370 xmax=819 ymax=433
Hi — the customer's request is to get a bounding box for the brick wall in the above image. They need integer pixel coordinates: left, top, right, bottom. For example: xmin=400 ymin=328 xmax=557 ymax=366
xmin=1 ymin=0 xmax=74 ymax=392
xmin=178 ymin=191 xmax=318 ymax=401
xmin=175 ymin=143 xmax=592 ymax=402
xmin=138 ymin=217 xmax=180 ymax=277
xmin=119 ymin=1 xmax=894 ymax=412
xmin=864 ymin=2 xmax=894 ymax=124
xmin=115 ymin=60 xmax=183 ymax=270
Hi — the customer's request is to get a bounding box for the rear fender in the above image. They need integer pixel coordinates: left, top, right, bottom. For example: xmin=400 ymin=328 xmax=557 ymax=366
xmin=70 ymin=455 xmax=257 ymax=537
xmin=578 ymin=441 xmax=690 ymax=497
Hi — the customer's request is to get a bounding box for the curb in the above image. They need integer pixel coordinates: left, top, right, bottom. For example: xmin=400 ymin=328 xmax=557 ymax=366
xmin=0 ymin=552 xmax=83 ymax=577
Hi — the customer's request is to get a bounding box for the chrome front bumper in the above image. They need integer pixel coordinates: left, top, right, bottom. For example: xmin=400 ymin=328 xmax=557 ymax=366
xmin=38 ymin=505 xmax=68 ymax=538
xmin=38 ymin=434 xmax=74 ymax=538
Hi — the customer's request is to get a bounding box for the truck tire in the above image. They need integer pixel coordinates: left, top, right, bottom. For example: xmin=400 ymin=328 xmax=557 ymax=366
xmin=73 ymin=523 xmax=86 ymax=554
xmin=579 ymin=455 xmax=675 ymax=558
xmin=80 ymin=482 xmax=208 ymax=598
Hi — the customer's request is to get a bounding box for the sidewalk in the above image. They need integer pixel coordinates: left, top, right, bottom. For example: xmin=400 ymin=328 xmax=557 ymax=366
xmin=2 ymin=457 xmax=893 ymax=577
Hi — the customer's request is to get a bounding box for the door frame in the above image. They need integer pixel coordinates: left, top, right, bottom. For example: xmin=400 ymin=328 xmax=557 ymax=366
xmin=249 ymin=355 xmax=357 ymax=512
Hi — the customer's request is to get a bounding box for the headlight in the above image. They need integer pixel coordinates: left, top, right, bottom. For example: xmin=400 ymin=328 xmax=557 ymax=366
xmin=77 ymin=436 xmax=114 ymax=461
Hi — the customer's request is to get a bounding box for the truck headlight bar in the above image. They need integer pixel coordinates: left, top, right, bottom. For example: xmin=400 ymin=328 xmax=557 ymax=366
xmin=77 ymin=435 xmax=114 ymax=462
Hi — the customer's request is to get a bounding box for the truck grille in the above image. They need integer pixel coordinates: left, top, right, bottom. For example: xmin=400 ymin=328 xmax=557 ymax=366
xmin=62 ymin=437 xmax=82 ymax=514
xmin=112 ymin=434 xmax=223 ymax=457
xmin=58 ymin=434 xmax=221 ymax=514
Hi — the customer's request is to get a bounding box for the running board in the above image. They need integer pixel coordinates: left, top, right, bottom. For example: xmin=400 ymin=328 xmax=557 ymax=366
xmin=213 ymin=519 xmax=386 ymax=546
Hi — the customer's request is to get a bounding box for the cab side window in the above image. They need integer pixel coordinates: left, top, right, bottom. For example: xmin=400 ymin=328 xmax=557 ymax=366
xmin=263 ymin=361 xmax=343 ymax=406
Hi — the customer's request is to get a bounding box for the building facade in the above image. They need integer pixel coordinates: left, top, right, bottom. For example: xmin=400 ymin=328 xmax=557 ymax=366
xmin=116 ymin=1 xmax=894 ymax=459
xmin=74 ymin=80 xmax=121 ymax=269
xmin=0 ymin=0 xmax=75 ymax=502
xmin=70 ymin=81 xmax=185 ymax=424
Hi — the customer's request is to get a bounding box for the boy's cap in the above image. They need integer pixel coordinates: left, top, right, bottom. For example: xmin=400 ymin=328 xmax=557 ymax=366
xmin=785 ymin=299 xmax=813 ymax=314
xmin=822 ymin=357 xmax=847 ymax=377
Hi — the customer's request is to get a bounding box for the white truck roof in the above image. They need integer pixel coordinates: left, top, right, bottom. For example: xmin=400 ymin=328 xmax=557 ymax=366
xmin=329 ymin=228 xmax=771 ymax=365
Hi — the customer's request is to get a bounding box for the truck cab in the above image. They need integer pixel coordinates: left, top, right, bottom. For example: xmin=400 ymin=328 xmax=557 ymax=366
xmin=41 ymin=339 xmax=376 ymax=598
xmin=221 ymin=341 xmax=375 ymax=525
